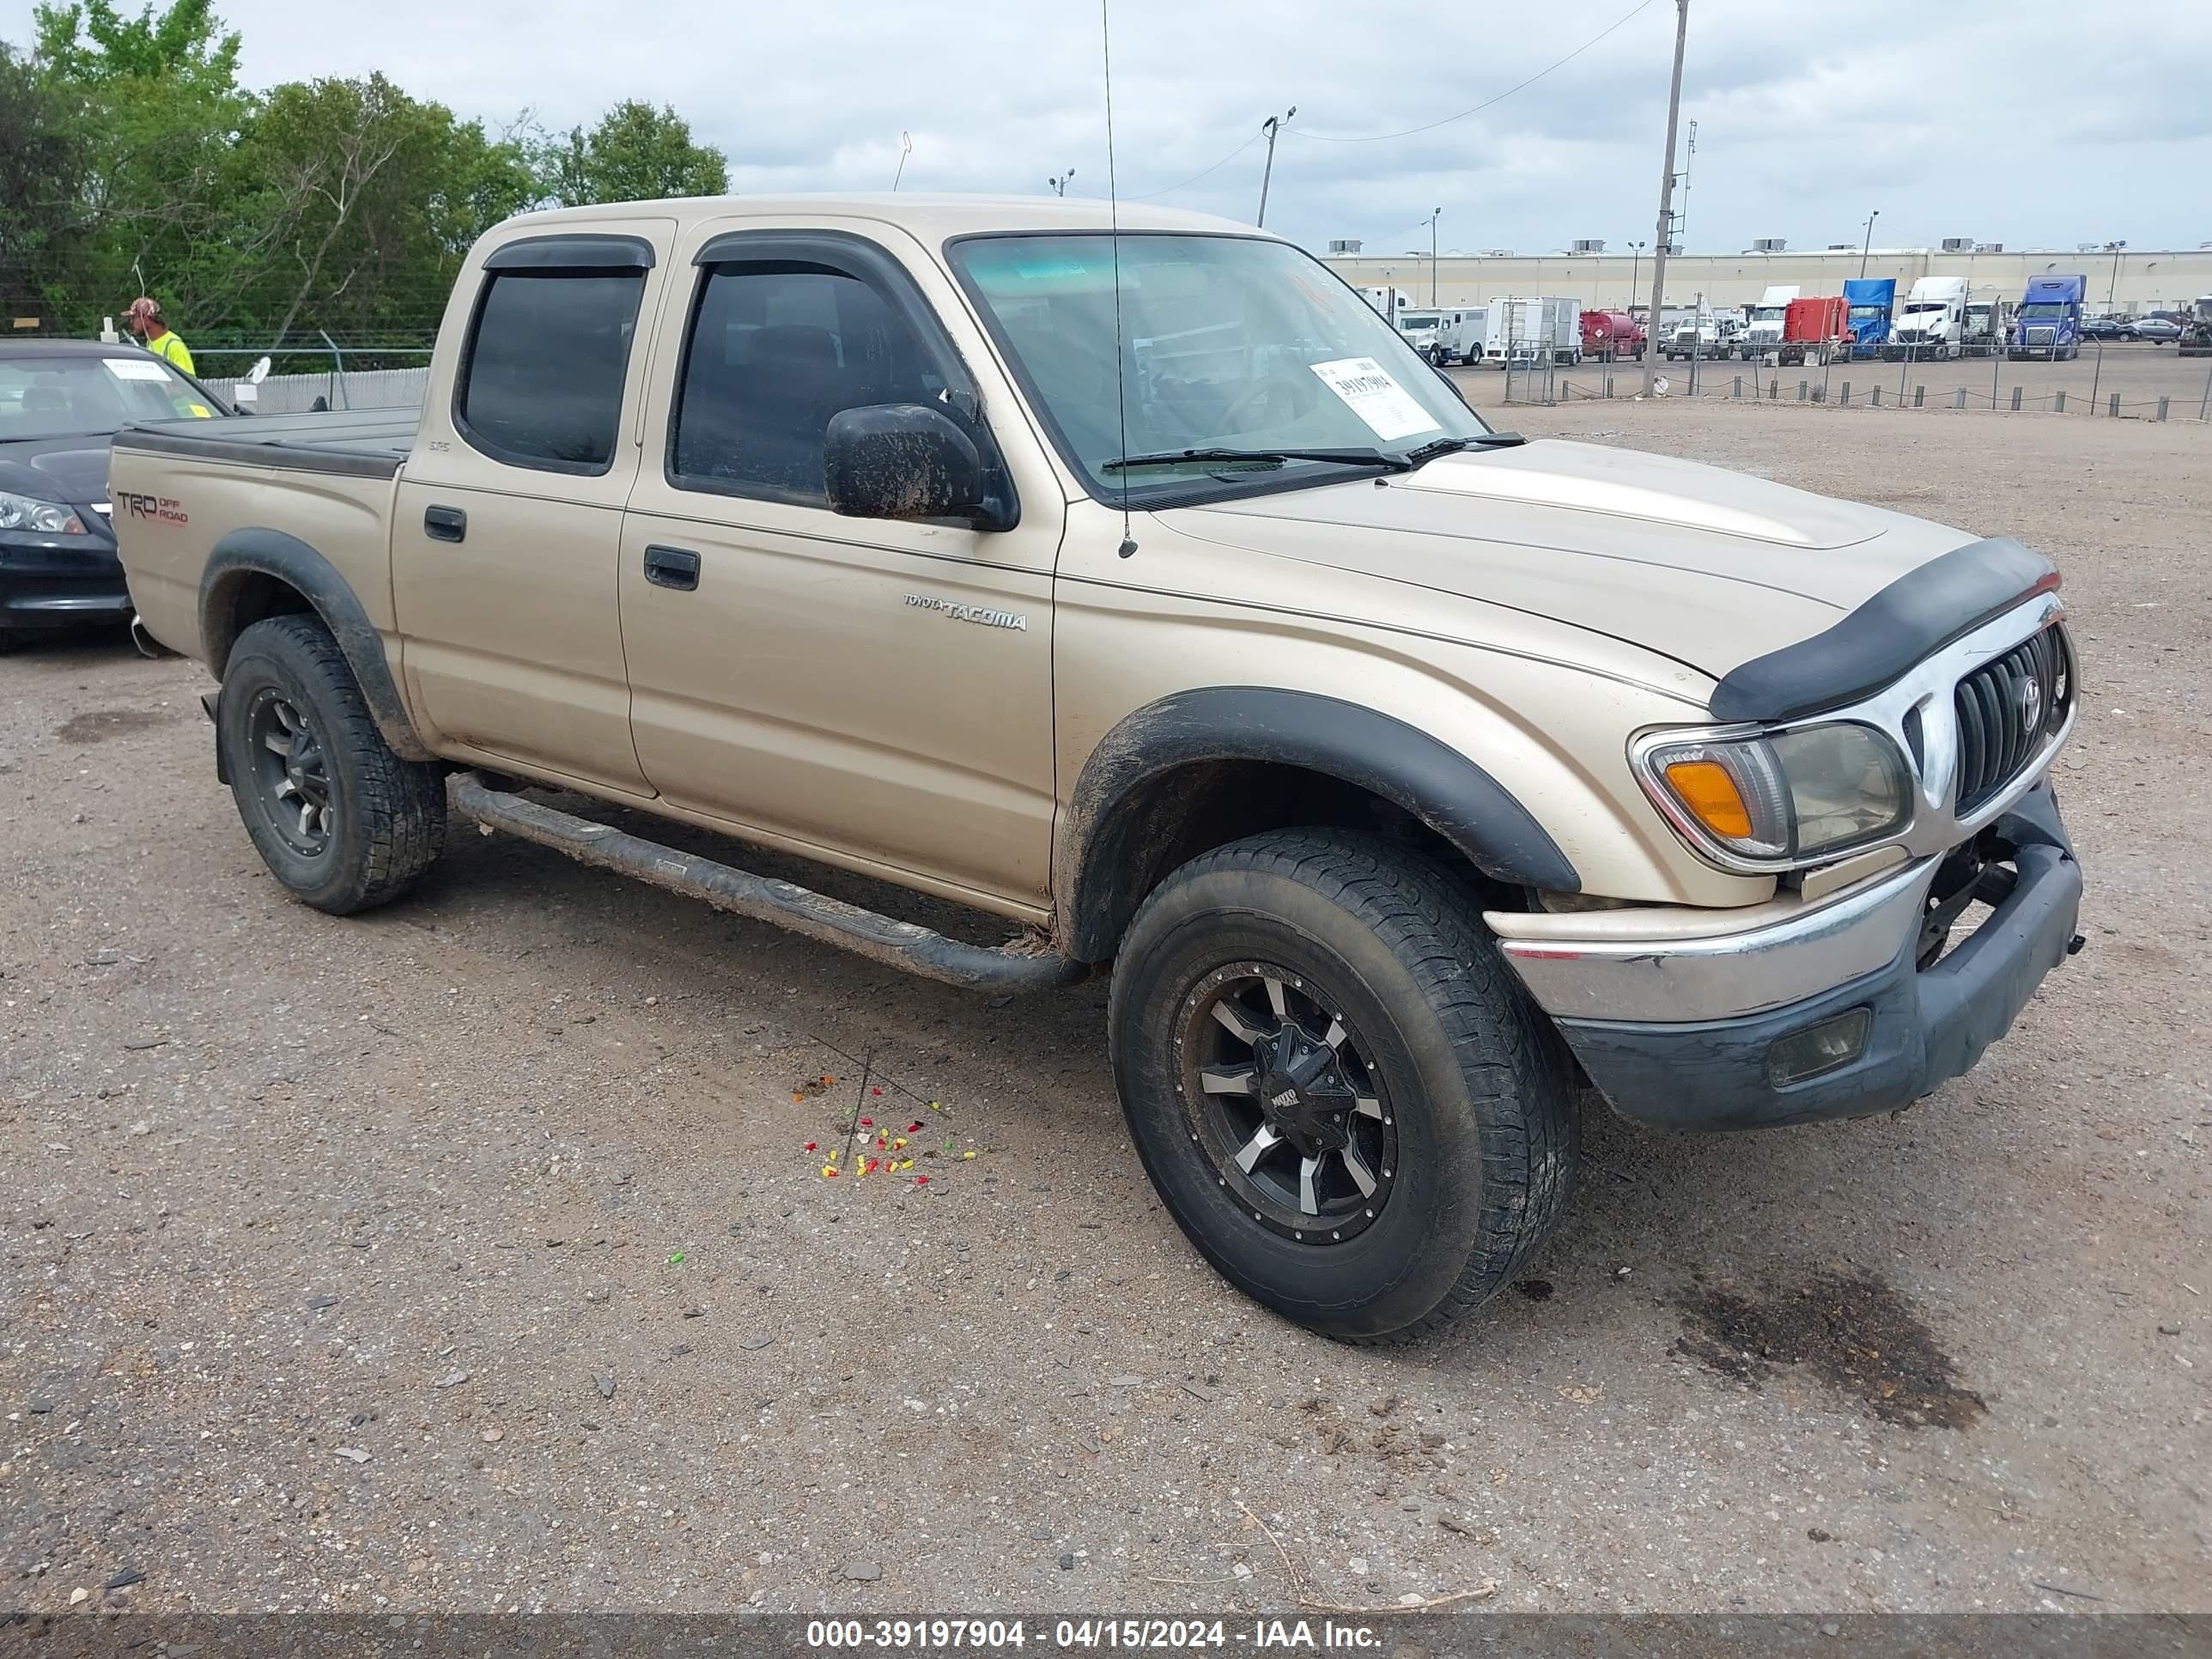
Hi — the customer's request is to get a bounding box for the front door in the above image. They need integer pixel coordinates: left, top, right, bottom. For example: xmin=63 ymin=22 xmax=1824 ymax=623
xmin=391 ymin=218 xmax=677 ymax=793
xmin=617 ymin=219 xmax=1064 ymax=911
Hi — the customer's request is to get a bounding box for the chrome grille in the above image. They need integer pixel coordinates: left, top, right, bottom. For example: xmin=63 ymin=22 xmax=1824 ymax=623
xmin=1954 ymin=623 xmax=2072 ymax=815
xmin=2027 ymin=326 xmax=2056 ymax=345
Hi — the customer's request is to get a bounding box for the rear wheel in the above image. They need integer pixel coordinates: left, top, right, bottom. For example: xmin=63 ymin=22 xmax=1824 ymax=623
xmin=217 ymin=613 xmax=447 ymax=915
xmin=1108 ymin=830 xmax=1577 ymax=1344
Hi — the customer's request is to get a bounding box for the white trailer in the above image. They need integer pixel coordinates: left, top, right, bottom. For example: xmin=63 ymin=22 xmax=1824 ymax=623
xmin=1481 ymin=296 xmax=1579 ymax=365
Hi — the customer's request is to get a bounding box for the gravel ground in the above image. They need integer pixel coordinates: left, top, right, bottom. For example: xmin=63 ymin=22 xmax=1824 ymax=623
xmin=3 ymin=402 xmax=2206 ymax=1620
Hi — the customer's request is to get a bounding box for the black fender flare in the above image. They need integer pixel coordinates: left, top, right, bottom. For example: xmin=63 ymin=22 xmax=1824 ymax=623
xmin=1059 ymin=686 xmax=1579 ymax=961
xmin=198 ymin=528 xmax=434 ymax=762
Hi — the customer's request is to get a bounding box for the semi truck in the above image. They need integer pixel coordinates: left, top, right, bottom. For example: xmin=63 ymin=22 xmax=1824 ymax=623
xmin=1962 ymin=297 xmax=2006 ymax=357
xmin=2175 ymin=295 xmax=2211 ymax=358
xmin=1886 ymin=276 xmax=1968 ymax=361
xmin=1738 ymin=285 xmax=1800 ymax=361
xmin=1775 ymin=295 xmax=1849 ymax=367
xmin=1358 ymin=285 xmax=1413 ymax=326
xmin=2008 ymin=275 xmax=2085 ymax=362
xmin=1843 ymin=278 xmax=1896 ymax=360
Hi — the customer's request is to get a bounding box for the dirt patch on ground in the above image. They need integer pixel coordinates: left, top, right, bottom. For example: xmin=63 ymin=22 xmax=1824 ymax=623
xmin=54 ymin=707 xmax=178 ymax=744
xmin=1673 ymin=1269 xmax=1988 ymax=1431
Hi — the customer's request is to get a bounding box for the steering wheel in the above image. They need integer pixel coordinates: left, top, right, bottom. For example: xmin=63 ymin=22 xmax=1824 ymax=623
xmin=1219 ymin=370 xmax=1317 ymax=434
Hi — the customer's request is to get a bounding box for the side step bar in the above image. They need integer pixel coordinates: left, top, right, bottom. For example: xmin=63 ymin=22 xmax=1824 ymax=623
xmin=451 ymin=773 xmax=1087 ymax=994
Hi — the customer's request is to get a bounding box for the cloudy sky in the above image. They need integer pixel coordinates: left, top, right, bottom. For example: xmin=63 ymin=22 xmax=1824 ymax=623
xmin=9 ymin=0 xmax=2209 ymax=255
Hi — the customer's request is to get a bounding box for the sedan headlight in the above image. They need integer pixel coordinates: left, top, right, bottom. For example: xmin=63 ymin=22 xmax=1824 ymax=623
xmin=0 ymin=488 xmax=88 ymax=537
xmin=1635 ymin=722 xmax=1913 ymax=869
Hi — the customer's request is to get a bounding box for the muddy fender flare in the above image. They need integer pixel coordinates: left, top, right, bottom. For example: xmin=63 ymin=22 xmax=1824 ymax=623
xmin=1060 ymin=686 xmax=1579 ymax=962
xmin=198 ymin=528 xmax=434 ymax=762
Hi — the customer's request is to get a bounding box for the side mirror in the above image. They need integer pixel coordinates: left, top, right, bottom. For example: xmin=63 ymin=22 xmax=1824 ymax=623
xmin=823 ymin=404 xmax=1011 ymax=531
xmin=247 ymin=356 xmax=272 ymax=386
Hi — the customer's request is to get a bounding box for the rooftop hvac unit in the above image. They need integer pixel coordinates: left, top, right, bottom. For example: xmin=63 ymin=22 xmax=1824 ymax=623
xmin=1941 ymin=237 xmax=1974 ymax=252
xmin=1483 ymin=248 xmax=1516 ymax=258
xmin=1752 ymin=238 xmax=1785 ymax=253
xmin=1328 ymin=238 xmax=1363 ymax=255
xmin=1974 ymin=242 xmax=2004 ymax=253
xmin=2078 ymin=242 xmax=2102 ymax=252
xmin=1827 ymin=243 xmax=1853 ymax=251
xmin=1571 ymin=239 xmax=1605 ymax=254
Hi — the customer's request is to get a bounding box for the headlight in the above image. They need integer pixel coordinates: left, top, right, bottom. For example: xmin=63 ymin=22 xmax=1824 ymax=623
xmin=0 ymin=489 xmax=88 ymax=537
xmin=1635 ymin=722 xmax=1913 ymax=869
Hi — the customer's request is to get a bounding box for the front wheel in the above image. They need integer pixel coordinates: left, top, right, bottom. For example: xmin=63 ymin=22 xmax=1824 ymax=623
xmin=216 ymin=613 xmax=447 ymax=915
xmin=1108 ymin=831 xmax=1578 ymax=1344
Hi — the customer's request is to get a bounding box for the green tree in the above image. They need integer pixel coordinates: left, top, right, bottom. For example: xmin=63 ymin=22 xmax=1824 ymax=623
xmin=0 ymin=40 xmax=88 ymax=322
xmin=534 ymin=100 xmax=727 ymax=207
xmin=32 ymin=0 xmax=240 ymax=90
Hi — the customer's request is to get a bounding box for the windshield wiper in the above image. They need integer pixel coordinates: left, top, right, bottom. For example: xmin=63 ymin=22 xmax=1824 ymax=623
xmin=1399 ymin=432 xmax=1528 ymax=469
xmin=1102 ymin=446 xmax=1407 ymax=473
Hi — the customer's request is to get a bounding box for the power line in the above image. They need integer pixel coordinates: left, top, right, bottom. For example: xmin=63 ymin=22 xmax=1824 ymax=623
xmin=1287 ymin=0 xmax=1657 ymax=144
xmin=1127 ymin=129 xmax=1263 ymax=200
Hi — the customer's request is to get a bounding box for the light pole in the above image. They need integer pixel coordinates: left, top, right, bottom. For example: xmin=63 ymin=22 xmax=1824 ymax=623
xmin=1047 ymin=168 xmax=1075 ymax=197
xmin=1642 ymin=0 xmax=1690 ymax=396
xmin=2105 ymin=240 xmax=2127 ymax=311
xmin=1859 ymin=209 xmax=1880 ymax=278
xmin=1255 ymin=106 xmax=1297 ymax=228
xmin=1629 ymin=240 xmax=1645 ymax=312
xmin=1425 ymin=208 xmax=1442 ymax=304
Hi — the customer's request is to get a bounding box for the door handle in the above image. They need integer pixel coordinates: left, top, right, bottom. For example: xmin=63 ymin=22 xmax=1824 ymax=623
xmin=423 ymin=505 xmax=466 ymax=543
xmin=642 ymin=544 xmax=702 ymax=591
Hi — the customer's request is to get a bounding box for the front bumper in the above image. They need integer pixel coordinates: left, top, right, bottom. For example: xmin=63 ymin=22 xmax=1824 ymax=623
xmin=1495 ymin=783 xmax=2081 ymax=1130
xmin=0 ymin=541 xmax=132 ymax=631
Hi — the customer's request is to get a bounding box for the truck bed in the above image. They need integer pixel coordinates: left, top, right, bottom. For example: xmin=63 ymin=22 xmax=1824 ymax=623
xmin=116 ymin=407 xmax=421 ymax=480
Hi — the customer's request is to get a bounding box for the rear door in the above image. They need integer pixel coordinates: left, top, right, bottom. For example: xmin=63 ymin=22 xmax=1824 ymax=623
xmin=391 ymin=221 xmax=676 ymax=793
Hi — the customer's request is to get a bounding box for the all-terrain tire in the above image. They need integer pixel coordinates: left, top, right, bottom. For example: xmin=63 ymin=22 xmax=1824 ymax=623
xmin=216 ymin=613 xmax=446 ymax=915
xmin=1108 ymin=830 xmax=1577 ymax=1344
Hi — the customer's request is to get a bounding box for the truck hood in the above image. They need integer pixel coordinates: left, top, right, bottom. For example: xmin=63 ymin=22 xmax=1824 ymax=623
xmin=1164 ymin=439 xmax=1973 ymax=684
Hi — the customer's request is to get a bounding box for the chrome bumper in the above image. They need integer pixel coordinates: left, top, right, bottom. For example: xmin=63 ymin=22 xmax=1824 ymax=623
xmin=1489 ymin=853 xmax=1936 ymax=1024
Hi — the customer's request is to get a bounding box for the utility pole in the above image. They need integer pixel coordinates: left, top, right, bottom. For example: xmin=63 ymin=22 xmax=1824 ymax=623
xmin=1859 ymin=209 xmax=1880 ymax=278
xmin=1047 ymin=168 xmax=1075 ymax=197
xmin=1428 ymin=207 xmax=1442 ymax=304
xmin=1256 ymin=106 xmax=1296 ymax=228
xmin=1642 ymin=0 xmax=1688 ymax=396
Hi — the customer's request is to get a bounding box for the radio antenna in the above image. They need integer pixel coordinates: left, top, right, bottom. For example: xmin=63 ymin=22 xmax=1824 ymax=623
xmin=1101 ymin=0 xmax=1136 ymax=558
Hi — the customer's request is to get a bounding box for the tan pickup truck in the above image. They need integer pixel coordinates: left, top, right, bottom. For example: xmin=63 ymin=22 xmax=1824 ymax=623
xmin=111 ymin=195 xmax=2084 ymax=1342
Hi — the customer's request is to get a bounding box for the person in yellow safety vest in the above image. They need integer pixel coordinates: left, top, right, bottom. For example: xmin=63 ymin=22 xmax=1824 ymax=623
xmin=125 ymin=296 xmax=195 ymax=377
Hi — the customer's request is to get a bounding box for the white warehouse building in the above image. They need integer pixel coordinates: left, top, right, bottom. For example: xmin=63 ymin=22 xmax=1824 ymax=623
xmin=1320 ymin=240 xmax=2212 ymax=316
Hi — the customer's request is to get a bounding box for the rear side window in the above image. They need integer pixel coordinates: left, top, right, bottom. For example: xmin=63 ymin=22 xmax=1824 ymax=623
xmin=456 ymin=270 xmax=645 ymax=473
xmin=670 ymin=264 xmax=947 ymax=504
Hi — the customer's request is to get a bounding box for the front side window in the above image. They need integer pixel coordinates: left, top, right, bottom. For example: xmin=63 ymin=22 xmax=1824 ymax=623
xmin=670 ymin=263 xmax=948 ymax=504
xmin=457 ymin=270 xmax=644 ymax=472
xmin=949 ymin=234 xmax=1486 ymax=501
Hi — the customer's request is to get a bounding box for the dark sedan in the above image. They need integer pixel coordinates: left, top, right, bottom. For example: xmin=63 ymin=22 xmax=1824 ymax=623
xmin=1 ymin=338 xmax=230 ymax=648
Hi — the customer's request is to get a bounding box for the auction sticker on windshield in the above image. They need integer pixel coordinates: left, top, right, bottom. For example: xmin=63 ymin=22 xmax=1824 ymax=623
xmin=103 ymin=357 xmax=173 ymax=382
xmin=1307 ymin=356 xmax=1440 ymax=442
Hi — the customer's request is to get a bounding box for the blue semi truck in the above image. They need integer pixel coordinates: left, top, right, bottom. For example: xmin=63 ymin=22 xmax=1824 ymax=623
xmin=2008 ymin=274 xmax=2086 ymax=361
xmin=1842 ymin=277 xmax=1895 ymax=359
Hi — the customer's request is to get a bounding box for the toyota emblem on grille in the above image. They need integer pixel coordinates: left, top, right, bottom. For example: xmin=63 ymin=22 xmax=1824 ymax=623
xmin=2020 ymin=673 xmax=2044 ymax=730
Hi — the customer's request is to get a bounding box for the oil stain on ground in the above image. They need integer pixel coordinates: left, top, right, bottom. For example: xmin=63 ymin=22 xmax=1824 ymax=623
xmin=1674 ymin=1268 xmax=1986 ymax=1430
xmin=56 ymin=708 xmax=177 ymax=744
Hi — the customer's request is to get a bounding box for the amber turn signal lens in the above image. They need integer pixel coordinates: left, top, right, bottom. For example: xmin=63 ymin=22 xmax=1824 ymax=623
xmin=1662 ymin=758 xmax=1753 ymax=840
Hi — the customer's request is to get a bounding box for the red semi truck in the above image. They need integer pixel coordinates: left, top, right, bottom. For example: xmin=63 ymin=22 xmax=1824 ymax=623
xmin=1777 ymin=296 xmax=1849 ymax=367
xmin=1579 ymin=309 xmax=1645 ymax=361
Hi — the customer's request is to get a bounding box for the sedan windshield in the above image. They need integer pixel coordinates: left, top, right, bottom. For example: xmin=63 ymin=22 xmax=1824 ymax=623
xmin=949 ymin=234 xmax=1486 ymax=497
xmin=0 ymin=352 xmax=219 ymax=441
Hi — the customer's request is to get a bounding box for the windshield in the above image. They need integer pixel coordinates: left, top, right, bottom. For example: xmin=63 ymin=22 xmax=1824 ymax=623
xmin=1848 ymin=306 xmax=1887 ymax=322
xmin=1902 ymin=301 xmax=1947 ymax=315
xmin=948 ymin=234 xmax=1486 ymax=496
xmin=1397 ymin=313 xmax=1441 ymax=331
xmin=0 ymin=351 xmax=219 ymax=441
xmin=2019 ymin=302 xmax=2067 ymax=319
xmin=1748 ymin=307 xmax=1787 ymax=323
